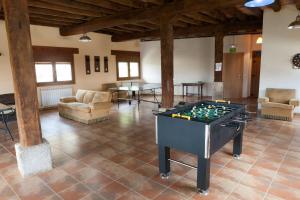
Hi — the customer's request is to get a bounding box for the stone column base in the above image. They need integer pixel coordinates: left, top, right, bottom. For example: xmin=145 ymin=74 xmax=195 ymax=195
xmin=15 ymin=139 xmax=53 ymax=177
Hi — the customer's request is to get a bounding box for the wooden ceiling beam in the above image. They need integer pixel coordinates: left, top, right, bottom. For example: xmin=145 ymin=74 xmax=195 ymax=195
xmin=132 ymin=22 xmax=157 ymax=30
xmin=111 ymin=20 xmax=262 ymax=42
xmin=103 ymin=27 xmax=133 ymax=33
xmin=178 ymin=16 xmax=199 ymax=25
xmin=60 ymin=0 xmax=244 ymax=36
xmin=140 ymin=0 xmax=164 ymax=5
xmin=28 ymin=7 xmax=86 ymax=20
xmin=30 ymin=18 xmax=72 ymax=26
xmin=29 ymin=13 xmax=84 ymax=24
xmin=28 ymin=0 xmax=108 ymax=17
xmin=295 ymin=0 xmax=300 ymax=10
xmin=108 ymin=0 xmax=147 ymax=8
xmin=236 ymin=6 xmax=262 ymax=16
xmin=116 ymin=25 xmax=146 ymax=32
xmin=75 ymin=0 xmax=130 ymax=11
xmin=184 ymin=13 xmax=219 ymax=24
xmin=270 ymin=0 xmax=281 ymax=12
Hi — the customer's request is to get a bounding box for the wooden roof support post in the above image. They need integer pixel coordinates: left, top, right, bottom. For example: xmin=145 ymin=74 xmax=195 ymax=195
xmin=3 ymin=0 xmax=42 ymax=147
xmin=160 ymin=15 xmax=175 ymax=108
xmin=214 ymin=32 xmax=224 ymax=82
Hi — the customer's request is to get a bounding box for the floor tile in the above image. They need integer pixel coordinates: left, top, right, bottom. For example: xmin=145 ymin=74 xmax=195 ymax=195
xmin=39 ymin=168 xmax=78 ymax=193
xmin=11 ymin=177 xmax=54 ymax=200
xmin=58 ymin=183 xmax=90 ymax=200
xmin=97 ymin=181 xmax=129 ymax=200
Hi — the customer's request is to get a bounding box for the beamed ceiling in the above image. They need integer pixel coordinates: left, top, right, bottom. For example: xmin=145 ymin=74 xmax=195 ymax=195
xmin=0 ymin=0 xmax=297 ymax=41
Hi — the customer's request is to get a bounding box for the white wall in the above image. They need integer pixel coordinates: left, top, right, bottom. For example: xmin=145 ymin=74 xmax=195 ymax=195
xmin=0 ymin=20 xmax=140 ymax=95
xmin=141 ymin=35 xmax=260 ymax=97
xmin=141 ymin=38 xmax=215 ymax=96
xmin=260 ymin=5 xmax=300 ymax=113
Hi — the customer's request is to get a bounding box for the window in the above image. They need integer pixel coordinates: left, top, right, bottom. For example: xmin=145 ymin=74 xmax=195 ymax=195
xmin=55 ymin=63 xmax=73 ymax=81
xmin=33 ymin=46 xmax=78 ymax=86
xmin=35 ymin=63 xmax=54 ymax=83
xmin=34 ymin=62 xmax=74 ymax=86
xmin=112 ymin=50 xmax=141 ymax=81
xmin=118 ymin=62 xmax=129 ymax=78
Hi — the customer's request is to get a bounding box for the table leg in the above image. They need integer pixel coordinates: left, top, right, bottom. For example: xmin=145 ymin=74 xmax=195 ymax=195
xmin=182 ymin=85 xmax=184 ymax=99
xmin=117 ymin=91 xmax=120 ymax=109
xmin=129 ymin=91 xmax=133 ymax=105
xmin=197 ymin=156 xmax=210 ymax=195
xmin=137 ymin=91 xmax=140 ymax=109
xmin=201 ymin=84 xmax=203 ymax=99
xmin=159 ymin=145 xmax=170 ymax=178
xmin=233 ymin=131 xmax=243 ymax=159
xmin=198 ymin=85 xmax=200 ymax=99
xmin=186 ymin=86 xmax=188 ymax=97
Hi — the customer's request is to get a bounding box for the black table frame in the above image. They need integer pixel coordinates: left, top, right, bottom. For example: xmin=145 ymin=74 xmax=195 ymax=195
xmin=182 ymin=82 xmax=205 ymax=99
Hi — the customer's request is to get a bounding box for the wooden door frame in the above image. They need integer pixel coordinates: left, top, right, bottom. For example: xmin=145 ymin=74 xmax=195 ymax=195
xmin=250 ymin=51 xmax=261 ymax=98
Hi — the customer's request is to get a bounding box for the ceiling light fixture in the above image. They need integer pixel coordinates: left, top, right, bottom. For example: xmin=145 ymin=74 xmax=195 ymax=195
xmin=256 ymin=36 xmax=263 ymax=44
xmin=244 ymin=0 xmax=275 ymax=7
xmin=288 ymin=14 xmax=300 ymax=29
xmin=79 ymin=33 xmax=92 ymax=42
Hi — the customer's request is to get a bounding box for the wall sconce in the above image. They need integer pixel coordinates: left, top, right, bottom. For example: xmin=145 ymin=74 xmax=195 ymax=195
xmin=256 ymin=37 xmax=263 ymax=44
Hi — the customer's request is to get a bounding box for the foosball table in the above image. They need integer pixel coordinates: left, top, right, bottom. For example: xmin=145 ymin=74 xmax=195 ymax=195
xmin=155 ymin=101 xmax=250 ymax=195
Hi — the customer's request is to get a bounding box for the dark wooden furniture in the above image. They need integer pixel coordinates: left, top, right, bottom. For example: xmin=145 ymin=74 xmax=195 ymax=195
xmin=182 ymin=82 xmax=205 ymax=99
xmin=0 ymin=103 xmax=16 ymax=141
xmin=0 ymin=93 xmax=15 ymax=105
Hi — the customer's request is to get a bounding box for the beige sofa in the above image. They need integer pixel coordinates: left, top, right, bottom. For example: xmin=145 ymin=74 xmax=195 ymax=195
xmin=58 ymin=89 xmax=113 ymax=124
xmin=258 ymin=88 xmax=299 ymax=121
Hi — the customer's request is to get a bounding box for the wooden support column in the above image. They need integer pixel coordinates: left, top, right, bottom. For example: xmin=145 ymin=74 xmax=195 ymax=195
xmin=160 ymin=16 xmax=174 ymax=108
xmin=214 ymin=32 xmax=224 ymax=82
xmin=3 ymin=0 xmax=42 ymax=147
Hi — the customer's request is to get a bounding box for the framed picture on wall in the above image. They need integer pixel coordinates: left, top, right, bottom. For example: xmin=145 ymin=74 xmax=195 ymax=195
xmin=85 ymin=55 xmax=91 ymax=75
xmin=94 ymin=56 xmax=100 ymax=72
xmin=104 ymin=56 xmax=109 ymax=73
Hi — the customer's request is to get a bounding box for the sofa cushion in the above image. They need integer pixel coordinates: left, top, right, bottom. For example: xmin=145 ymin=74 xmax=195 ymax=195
xmin=76 ymin=90 xmax=87 ymax=103
xmin=60 ymin=102 xmax=91 ymax=113
xmin=92 ymin=92 xmax=111 ymax=103
xmin=83 ymin=91 xmax=96 ymax=104
xmin=262 ymin=102 xmax=294 ymax=110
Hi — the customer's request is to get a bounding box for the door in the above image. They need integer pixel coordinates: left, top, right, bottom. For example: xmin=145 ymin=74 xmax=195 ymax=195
xmin=223 ymin=53 xmax=244 ymax=99
xmin=250 ymin=51 xmax=261 ymax=98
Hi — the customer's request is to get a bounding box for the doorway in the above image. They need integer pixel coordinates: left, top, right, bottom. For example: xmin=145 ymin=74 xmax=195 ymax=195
xmin=250 ymin=51 xmax=261 ymax=98
xmin=223 ymin=53 xmax=244 ymax=99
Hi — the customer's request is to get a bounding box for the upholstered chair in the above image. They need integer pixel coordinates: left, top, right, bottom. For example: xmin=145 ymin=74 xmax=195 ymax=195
xmin=258 ymin=88 xmax=299 ymax=121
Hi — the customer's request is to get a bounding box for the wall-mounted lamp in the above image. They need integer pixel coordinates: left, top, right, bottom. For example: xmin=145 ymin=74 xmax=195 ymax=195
xmin=256 ymin=37 xmax=263 ymax=44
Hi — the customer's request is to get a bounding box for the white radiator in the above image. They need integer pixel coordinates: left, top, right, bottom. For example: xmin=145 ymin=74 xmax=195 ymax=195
xmin=40 ymin=86 xmax=73 ymax=108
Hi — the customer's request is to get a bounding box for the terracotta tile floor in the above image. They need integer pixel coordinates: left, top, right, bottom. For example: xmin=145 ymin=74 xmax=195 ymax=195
xmin=0 ymin=97 xmax=300 ymax=200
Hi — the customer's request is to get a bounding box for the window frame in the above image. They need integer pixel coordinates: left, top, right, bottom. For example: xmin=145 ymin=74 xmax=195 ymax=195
xmin=34 ymin=61 xmax=75 ymax=87
xmin=112 ymin=50 xmax=141 ymax=81
xmin=33 ymin=46 xmax=78 ymax=87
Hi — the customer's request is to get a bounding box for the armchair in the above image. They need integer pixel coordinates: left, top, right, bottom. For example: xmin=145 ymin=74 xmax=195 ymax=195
xmin=258 ymin=88 xmax=299 ymax=121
